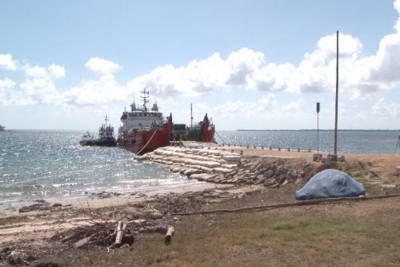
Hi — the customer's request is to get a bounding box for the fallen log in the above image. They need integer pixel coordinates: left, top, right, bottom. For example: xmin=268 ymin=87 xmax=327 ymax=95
xmin=164 ymin=225 xmax=174 ymax=244
xmin=171 ymin=193 xmax=400 ymax=216
xmin=114 ymin=221 xmax=127 ymax=248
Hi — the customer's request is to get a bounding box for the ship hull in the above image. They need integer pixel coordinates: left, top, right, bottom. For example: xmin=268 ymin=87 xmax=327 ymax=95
xmin=187 ymin=114 xmax=215 ymax=142
xmin=117 ymin=131 xmax=171 ymax=154
xmin=94 ymin=137 xmax=117 ymax=147
xmin=80 ymin=137 xmax=117 ymax=147
xmin=117 ymin=114 xmax=173 ymax=154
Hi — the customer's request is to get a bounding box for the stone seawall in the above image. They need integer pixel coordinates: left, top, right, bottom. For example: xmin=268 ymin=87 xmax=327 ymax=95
xmin=135 ymin=146 xmax=317 ymax=188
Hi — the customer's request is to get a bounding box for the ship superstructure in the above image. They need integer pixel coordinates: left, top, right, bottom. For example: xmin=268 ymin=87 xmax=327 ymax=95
xmin=119 ymin=89 xmax=164 ymax=133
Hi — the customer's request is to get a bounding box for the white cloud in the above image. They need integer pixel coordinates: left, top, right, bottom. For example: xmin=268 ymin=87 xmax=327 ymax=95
xmin=0 ymin=77 xmax=37 ymax=106
xmin=371 ymin=98 xmax=400 ymax=118
xmin=0 ymin=54 xmax=18 ymax=70
xmin=0 ymin=77 xmax=15 ymax=90
xmin=0 ymin=62 xmax=67 ymax=106
xmin=281 ymin=98 xmax=305 ymax=112
xmin=123 ymin=33 xmax=363 ymax=97
xmin=85 ymin=57 xmax=121 ymax=74
xmin=258 ymin=94 xmax=277 ymax=108
xmin=25 ymin=64 xmax=66 ymax=79
xmin=316 ymin=33 xmax=362 ymax=58
xmin=25 ymin=66 xmax=48 ymax=78
xmin=64 ymin=73 xmax=126 ymax=105
xmin=0 ymin=77 xmax=16 ymax=105
xmin=48 ymin=64 xmax=66 ymax=78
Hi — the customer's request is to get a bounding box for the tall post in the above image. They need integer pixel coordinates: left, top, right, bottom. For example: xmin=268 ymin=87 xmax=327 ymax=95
xmin=316 ymin=102 xmax=320 ymax=154
xmin=190 ymin=103 xmax=193 ymax=127
xmin=334 ymin=30 xmax=339 ymax=156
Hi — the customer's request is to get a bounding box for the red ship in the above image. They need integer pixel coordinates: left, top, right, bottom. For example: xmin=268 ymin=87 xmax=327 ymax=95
xmin=186 ymin=113 xmax=215 ymax=142
xmin=117 ymin=89 xmax=173 ymax=154
xmin=174 ymin=104 xmax=215 ymax=143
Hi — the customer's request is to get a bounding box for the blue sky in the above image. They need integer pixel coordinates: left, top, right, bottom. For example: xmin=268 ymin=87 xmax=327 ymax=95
xmin=1 ymin=0 xmax=400 ymax=130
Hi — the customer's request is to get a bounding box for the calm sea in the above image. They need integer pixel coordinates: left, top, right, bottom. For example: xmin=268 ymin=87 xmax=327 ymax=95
xmin=0 ymin=129 xmax=399 ymax=208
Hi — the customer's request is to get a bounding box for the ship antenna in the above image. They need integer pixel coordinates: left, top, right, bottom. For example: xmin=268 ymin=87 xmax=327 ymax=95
xmin=105 ymin=114 xmax=109 ymax=126
xmin=140 ymin=88 xmax=149 ymax=111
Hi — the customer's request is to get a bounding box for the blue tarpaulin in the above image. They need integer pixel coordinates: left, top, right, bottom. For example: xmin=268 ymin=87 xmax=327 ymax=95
xmin=295 ymin=169 xmax=365 ymax=200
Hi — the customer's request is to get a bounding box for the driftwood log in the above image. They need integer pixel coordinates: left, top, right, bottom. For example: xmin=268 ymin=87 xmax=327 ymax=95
xmin=164 ymin=225 xmax=174 ymax=244
xmin=105 ymin=221 xmax=133 ymax=249
xmin=114 ymin=221 xmax=127 ymax=247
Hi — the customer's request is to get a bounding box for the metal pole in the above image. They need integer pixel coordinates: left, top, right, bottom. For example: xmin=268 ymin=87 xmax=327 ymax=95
xmin=316 ymin=102 xmax=320 ymax=154
xmin=334 ymin=30 xmax=339 ymax=155
xmin=317 ymin=111 xmax=319 ymax=154
xmin=190 ymin=103 xmax=193 ymax=127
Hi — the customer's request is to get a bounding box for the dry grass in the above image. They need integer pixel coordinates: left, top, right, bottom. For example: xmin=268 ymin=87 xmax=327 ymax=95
xmin=35 ymin=186 xmax=400 ymax=267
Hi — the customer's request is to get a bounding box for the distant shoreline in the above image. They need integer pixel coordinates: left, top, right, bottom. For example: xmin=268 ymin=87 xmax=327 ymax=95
xmin=236 ymin=129 xmax=400 ymax=132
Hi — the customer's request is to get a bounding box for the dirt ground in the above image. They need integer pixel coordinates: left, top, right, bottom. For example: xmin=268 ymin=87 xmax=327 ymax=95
xmin=1 ymin=149 xmax=400 ymax=266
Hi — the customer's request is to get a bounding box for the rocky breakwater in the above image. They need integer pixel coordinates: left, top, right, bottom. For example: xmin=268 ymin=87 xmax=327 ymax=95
xmin=135 ymin=146 xmax=317 ymax=188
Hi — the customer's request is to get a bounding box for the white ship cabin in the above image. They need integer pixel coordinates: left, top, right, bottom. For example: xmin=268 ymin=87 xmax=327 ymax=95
xmin=120 ymin=91 xmax=165 ymax=132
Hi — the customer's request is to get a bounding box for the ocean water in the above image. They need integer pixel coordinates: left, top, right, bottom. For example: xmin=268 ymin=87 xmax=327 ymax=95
xmin=0 ymin=130 xmax=193 ymax=208
xmin=215 ymin=130 xmax=400 ymax=155
xmin=0 ymin=129 xmax=399 ymax=208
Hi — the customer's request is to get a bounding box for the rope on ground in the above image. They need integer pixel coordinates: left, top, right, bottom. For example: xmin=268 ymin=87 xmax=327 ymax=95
xmin=171 ymin=193 xmax=400 ymax=216
xmin=136 ymin=129 xmax=158 ymax=155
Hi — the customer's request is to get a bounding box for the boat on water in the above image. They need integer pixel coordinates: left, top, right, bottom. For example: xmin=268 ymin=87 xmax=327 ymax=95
xmin=172 ymin=104 xmax=216 ymax=142
xmin=79 ymin=131 xmax=95 ymax=146
xmin=80 ymin=115 xmax=117 ymax=147
xmin=117 ymin=89 xmax=173 ymax=154
xmin=186 ymin=113 xmax=215 ymax=142
xmin=0 ymin=124 xmax=5 ymax=131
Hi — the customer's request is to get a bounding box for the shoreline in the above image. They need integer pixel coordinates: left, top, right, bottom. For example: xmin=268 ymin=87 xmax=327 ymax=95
xmin=2 ymin=144 xmax=400 ymax=215
xmin=0 ymin=179 xmax=231 ymax=215
xmin=2 ymin=145 xmax=400 ymax=265
xmin=11 ymin=143 xmax=397 ymax=212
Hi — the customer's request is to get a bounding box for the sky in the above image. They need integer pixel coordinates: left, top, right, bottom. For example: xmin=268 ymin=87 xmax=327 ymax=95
xmin=1 ymin=0 xmax=400 ymax=131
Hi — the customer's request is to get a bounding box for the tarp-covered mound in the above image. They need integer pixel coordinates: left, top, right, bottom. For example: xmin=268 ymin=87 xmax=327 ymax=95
xmin=295 ymin=169 xmax=365 ymax=200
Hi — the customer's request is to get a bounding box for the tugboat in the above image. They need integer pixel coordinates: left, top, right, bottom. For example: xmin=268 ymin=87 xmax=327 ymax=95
xmin=80 ymin=115 xmax=117 ymax=147
xmin=94 ymin=115 xmax=117 ymax=146
xmin=117 ymin=88 xmax=173 ymax=154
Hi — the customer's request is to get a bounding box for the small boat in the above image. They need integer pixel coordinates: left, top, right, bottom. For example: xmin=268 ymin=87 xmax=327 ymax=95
xmin=0 ymin=124 xmax=5 ymax=132
xmin=79 ymin=131 xmax=95 ymax=146
xmin=80 ymin=115 xmax=117 ymax=147
xmin=117 ymin=88 xmax=173 ymax=154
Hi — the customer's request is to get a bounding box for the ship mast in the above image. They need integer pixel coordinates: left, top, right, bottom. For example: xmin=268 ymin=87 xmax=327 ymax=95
xmin=140 ymin=88 xmax=149 ymax=111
